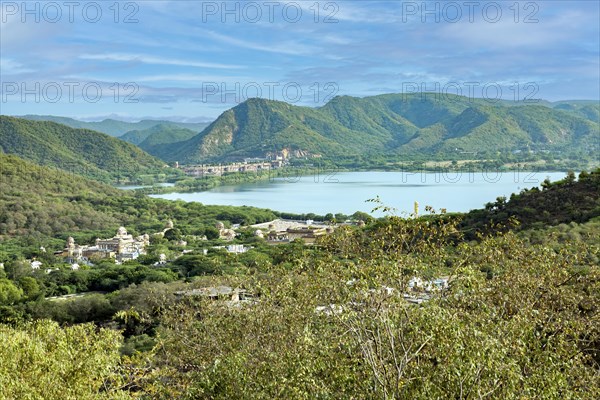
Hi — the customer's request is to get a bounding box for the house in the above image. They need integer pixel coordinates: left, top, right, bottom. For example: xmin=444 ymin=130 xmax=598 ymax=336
xmin=30 ymin=260 xmax=43 ymax=270
xmin=267 ymin=231 xmax=290 ymax=242
xmin=175 ymin=286 xmax=253 ymax=302
xmin=226 ymin=244 xmax=250 ymax=254
xmin=286 ymin=226 xmax=330 ymax=243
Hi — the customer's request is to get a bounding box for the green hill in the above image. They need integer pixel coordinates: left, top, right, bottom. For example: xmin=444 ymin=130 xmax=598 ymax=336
xmin=0 ymin=154 xmax=276 ymax=244
xmin=120 ymin=124 xmax=200 ymax=159
xmin=18 ymin=115 xmax=209 ymax=137
xmin=0 ymin=116 xmax=168 ymax=182
xmin=162 ymin=94 xmax=599 ymax=163
xmin=550 ymin=101 xmax=600 ymax=123
xmin=461 ymin=169 xmax=600 ymax=236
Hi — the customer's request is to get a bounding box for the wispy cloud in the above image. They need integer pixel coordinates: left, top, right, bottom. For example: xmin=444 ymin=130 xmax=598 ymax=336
xmin=204 ymin=30 xmax=316 ymax=56
xmin=79 ymin=53 xmax=243 ymax=69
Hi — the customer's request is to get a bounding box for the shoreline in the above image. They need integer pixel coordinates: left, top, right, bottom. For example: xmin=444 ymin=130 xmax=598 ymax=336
xmin=126 ymin=160 xmax=584 ymax=196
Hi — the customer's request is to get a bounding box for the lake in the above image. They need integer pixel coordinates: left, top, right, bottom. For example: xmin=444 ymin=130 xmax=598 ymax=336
xmin=149 ymin=171 xmax=566 ymax=216
xmin=117 ymin=182 xmax=176 ymax=190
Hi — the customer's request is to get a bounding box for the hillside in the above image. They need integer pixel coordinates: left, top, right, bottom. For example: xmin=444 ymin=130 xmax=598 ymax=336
xmin=0 ymin=116 xmax=167 ymax=182
xmin=18 ymin=115 xmax=209 ymax=137
xmin=550 ymin=101 xmax=600 ymax=122
xmin=120 ymin=124 xmax=200 ymax=158
xmin=0 ymin=154 xmax=276 ymax=245
xmin=461 ymin=169 xmax=600 ymax=236
xmin=160 ymin=94 xmax=599 ymax=163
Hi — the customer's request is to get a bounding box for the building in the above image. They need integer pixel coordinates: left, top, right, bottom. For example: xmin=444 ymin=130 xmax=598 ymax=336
xmin=225 ymin=244 xmax=251 ymax=254
xmin=175 ymin=286 xmax=253 ymax=302
xmin=251 ymin=219 xmax=335 ymax=244
xmin=63 ymin=227 xmax=149 ymax=264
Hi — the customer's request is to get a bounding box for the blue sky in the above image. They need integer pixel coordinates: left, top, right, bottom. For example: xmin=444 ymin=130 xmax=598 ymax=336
xmin=1 ymin=0 xmax=598 ymax=121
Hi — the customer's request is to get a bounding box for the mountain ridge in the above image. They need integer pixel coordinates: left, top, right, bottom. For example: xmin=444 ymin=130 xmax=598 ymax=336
xmin=17 ymin=115 xmax=210 ymax=137
xmin=0 ymin=116 xmax=168 ymax=182
xmin=151 ymin=94 xmax=599 ymax=163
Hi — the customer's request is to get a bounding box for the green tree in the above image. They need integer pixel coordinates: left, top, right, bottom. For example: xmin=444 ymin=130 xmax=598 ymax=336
xmin=0 ymin=278 xmax=23 ymax=305
xmin=18 ymin=276 xmax=42 ymax=300
xmin=0 ymin=320 xmax=133 ymax=399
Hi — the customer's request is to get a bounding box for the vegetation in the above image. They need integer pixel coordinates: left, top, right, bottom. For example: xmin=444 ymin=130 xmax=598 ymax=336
xmin=19 ymin=114 xmax=209 ymax=137
xmin=0 ymin=149 xmax=599 ymax=397
xmin=1 ymin=207 xmax=598 ymax=398
xmin=0 ymin=320 xmax=130 ymax=399
xmin=0 ymin=116 xmax=173 ymax=183
xmin=0 ymin=154 xmax=277 ymax=259
xmin=152 ymin=94 xmax=599 ymax=164
xmin=461 ymin=169 xmax=600 ymax=237
xmin=120 ymin=124 xmax=200 ymax=148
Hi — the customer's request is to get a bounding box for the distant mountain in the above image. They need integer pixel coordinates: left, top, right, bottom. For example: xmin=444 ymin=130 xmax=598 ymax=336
xmin=0 ymin=116 xmax=167 ymax=182
xmin=549 ymin=101 xmax=600 ymax=123
xmin=18 ymin=115 xmax=209 ymax=137
xmin=120 ymin=124 xmax=201 ymax=146
xmin=158 ymin=94 xmax=599 ymax=163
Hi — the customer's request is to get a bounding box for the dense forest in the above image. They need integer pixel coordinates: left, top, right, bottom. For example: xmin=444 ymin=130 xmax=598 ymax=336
xmin=0 ymin=149 xmax=598 ymax=398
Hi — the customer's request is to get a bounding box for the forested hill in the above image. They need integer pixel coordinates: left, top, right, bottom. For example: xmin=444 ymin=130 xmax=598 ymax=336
xmin=0 ymin=154 xmax=276 ymax=247
xmin=461 ymin=169 xmax=600 ymax=235
xmin=18 ymin=115 xmax=209 ymax=137
xmin=0 ymin=116 xmax=168 ymax=182
xmin=156 ymin=94 xmax=599 ymax=163
xmin=119 ymin=124 xmax=200 ymax=154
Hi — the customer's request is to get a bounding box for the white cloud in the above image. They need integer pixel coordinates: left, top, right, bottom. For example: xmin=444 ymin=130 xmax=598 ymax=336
xmin=205 ymin=30 xmax=316 ymax=56
xmin=79 ymin=53 xmax=243 ymax=69
xmin=0 ymin=58 xmax=33 ymax=74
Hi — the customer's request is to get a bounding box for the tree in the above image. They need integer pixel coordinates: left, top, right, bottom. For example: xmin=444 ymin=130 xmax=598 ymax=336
xmin=0 ymin=320 xmax=133 ymax=399
xmin=3 ymin=260 xmax=31 ymax=281
xmin=18 ymin=276 xmax=42 ymax=300
xmin=163 ymin=228 xmax=182 ymax=241
xmin=0 ymin=279 xmax=22 ymax=305
xmin=204 ymin=226 xmax=220 ymax=240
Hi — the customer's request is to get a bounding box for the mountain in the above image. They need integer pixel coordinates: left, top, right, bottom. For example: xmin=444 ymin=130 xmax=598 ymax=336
xmin=120 ymin=124 xmax=201 ymax=149
xmin=549 ymin=101 xmax=600 ymax=123
xmin=0 ymin=116 xmax=167 ymax=182
xmin=18 ymin=115 xmax=209 ymax=137
xmin=158 ymin=94 xmax=599 ymax=163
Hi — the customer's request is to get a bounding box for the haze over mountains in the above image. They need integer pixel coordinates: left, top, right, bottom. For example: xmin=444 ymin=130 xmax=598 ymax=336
xmin=18 ymin=115 xmax=209 ymax=137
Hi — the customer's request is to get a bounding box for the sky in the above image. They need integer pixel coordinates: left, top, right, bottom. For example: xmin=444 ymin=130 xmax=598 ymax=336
xmin=1 ymin=0 xmax=599 ymax=121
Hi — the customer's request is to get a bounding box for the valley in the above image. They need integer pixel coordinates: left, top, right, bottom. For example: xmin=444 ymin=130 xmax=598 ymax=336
xmin=2 ymin=91 xmax=599 ymax=397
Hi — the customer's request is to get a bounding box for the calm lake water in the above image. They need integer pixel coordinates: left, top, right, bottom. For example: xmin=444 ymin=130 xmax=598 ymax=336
xmin=149 ymin=171 xmax=566 ymax=216
xmin=117 ymin=182 xmax=175 ymax=190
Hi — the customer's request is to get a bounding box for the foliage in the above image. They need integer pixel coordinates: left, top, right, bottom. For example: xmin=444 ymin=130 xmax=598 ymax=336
xmin=122 ymin=124 xmax=201 ymax=159
xmin=154 ymin=94 xmax=600 ymax=163
xmin=462 ymin=169 xmax=600 ymax=237
xmin=0 ymin=116 xmax=169 ymax=183
xmin=144 ymin=224 xmax=600 ymax=399
xmin=0 ymin=278 xmax=22 ymax=305
xmin=20 ymin=114 xmax=208 ymax=137
xmin=0 ymin=320 xmax=131 ymax=399
xmin=0 ymin=154 xmax=277 ymax=252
